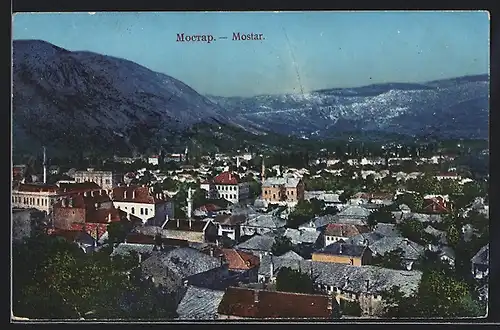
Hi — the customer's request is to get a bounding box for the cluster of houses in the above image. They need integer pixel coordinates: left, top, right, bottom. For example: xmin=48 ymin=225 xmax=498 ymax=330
xmin=11 ymin=150 xmax=489 ymax=320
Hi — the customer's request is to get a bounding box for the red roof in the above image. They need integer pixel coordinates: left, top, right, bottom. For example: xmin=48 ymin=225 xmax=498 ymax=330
xmin=198 ymin=203 xmax=222 ymax=212
xmin=16 ymin=183 xmax=60 ymax=193
xmin=218 ymin=287 xmax=334 ymax=319
xmin=213 ymin=172 xmax=240 ymax=185
xmin=221 ymin=248 xmax=260 ymax=270
xmin=112 ymin=186 xmax=170 ymax=204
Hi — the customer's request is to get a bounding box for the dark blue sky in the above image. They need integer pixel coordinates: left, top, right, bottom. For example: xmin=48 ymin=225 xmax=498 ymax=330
xmin=13 ymin=11 xmax=489 ymax=97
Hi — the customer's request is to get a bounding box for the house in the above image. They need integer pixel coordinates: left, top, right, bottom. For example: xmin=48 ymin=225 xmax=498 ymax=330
xmin=52 ymin=191 xmax=121 ymax=240
xmin=312 ymin=242 xmax=372 ymax=266
xmin=217 ymin=287 xmax=338 ymax=319
xmin=258 ymin=255 xmax=422 ymax=316
xmin=261 ymin=177 xmax=305 ymax=206
xmin=110 ymin=242 xmax=157 ymax=263
xmin=235 ymin=233 xmax=276 ymax=257
xmin=211 ymin=214 xmax=247 ymax=242
xmin=201 ymin=246 xmax=260 ymax=284
xmin=70 ymin=168 xmax=123 ymax=190
xmin=304 ymin=191 xmax=342 ymax=205
xmin=347 ymin=232 xmax=386 ymax=246
xmin=48 ymin=229 xmax=96 ymax=253
xmin=280 ymin=250 xmax=304 ymax=260
xmin=423 ymin=225 xmax=448 ymax=245
xmin=323 ymin=223 xmax=370 ymax=247
xmin=333 ymin=206 xmax=371 ymax=226
xmin=111 ymin=186 xmax=174 ymax=226
xmin=369 ymin=237 xmax=424 ymax=270
xmin=422 ymin=196 xmax=452 ymax=214
xmin=193 ymin=203 xmax=224 ymax=218
xmin=471 ymin=244 xmax=489 ymax=280
xmin=12 ymin=164 xmax=27 ymax=181
xmin=148 ymin=155 xmax=160 ymax=166
xmin=240 ymin=214 xmax=286 ymax=237
xmin=200 ymin=171 xmax=249 ymax=204
xmin=305 ymin=214 xmax=338 ymax=231
xmin=12 ymin=183 xmax=63 ymax=214
xmin=373 ymin=223 xmax=402 ymax=237
xmin=160 ymin=218 xmax=218 ymax=244
xmin=140 ymin=247 xmax=232 ymax=304
xmin=175 ymin=286 xmax=225 ymax=320
xmin=283 ymin=228 xmax=322 ymax=247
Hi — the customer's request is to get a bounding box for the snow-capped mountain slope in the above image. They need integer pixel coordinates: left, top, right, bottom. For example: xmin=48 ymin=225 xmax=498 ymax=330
xmin=208 ymin=74 xmax=489 ymax=139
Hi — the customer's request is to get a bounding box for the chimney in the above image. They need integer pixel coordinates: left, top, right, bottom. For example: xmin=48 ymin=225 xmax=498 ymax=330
xmin=177 ymin=218 xmax=180 ymax=228
xmin=189 ymin=218 xmax=192 ymax=229
xmin=43 ymin=146 xmax=47 ymax=184
xmin=254 ymin=290 xmax=259 ymax=303
xmin=270 ymin=259 xmax=274 ymax=279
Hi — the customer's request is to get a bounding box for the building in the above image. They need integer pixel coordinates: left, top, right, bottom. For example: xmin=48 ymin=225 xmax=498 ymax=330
xmin=211 ymin=214 xmax=247 ymax=242
xmin=160 ymin=218 xmax=219 ymax=244
xmin=111 ymin=186 xmax=174 ymax=226
xmin=258 ymin=255 xmax=422 ymax=316
xmin=148 ymin=155 xmax=160 ymax=166
xmin=11 ymin=182 xmax=103 ymax=215
xmin=369 ymin=237 xmax=424 ymax=270
xmin=471 ymin=244 xmax=489 ymax=280
xmin=422 ymin=196 xmax=452 ymax=214
xmin=240 ymin=214 xmax=286 ymax=237
xmin=51 ymin=190 xmax=121 ymax=240
xmin=12 ymin=208 xmax=46 ymax=243
xmin=175 ymin=286 xmax=225 ymax=320
xmin=323 ymin=223 xmax=370 ymax=247
xmin=200 ymin=172 xmax=250 ymax=204
xmin=312 ymin=242 xmax=372 ymax=266
xmin=217 ymin=287 xmax=338 ymax=319
xmin=234 ymin=233 xmax=277 ymax=257
xmin=201 ymin=246 xmax=261 ymax=284
xmin=70 ymin=168 xmax=123 ymax=190
xmin=261 ymin=177 xmax=305 ymax=206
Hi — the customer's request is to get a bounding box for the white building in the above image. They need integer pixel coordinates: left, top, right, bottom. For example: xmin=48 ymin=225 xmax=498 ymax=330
xmin=200 ymin=171 xmax=249 ymax=204
xmin=71 ymin=168 xmax=123 ymax=190
xmin=11 ymin=183 xmax=61 ymax=214
xmin=111 ymin=185 xmax=174 ymax=226
xmin=148 ymin=155 xmax=160 ymax=166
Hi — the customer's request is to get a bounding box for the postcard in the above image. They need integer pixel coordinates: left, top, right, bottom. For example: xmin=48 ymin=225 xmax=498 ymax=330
xmin=11 ymin=11 xmax=489 ymax=322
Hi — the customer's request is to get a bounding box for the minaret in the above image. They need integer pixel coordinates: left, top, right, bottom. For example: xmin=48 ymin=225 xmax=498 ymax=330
xmin=261 ymin=157 xmax=266 ymax=181
xmin=43 ymin=146 xmax=47 ymax=184
xmin=187 ymin=187 xmax=193 ymax=227
xmin=236 ymin=156 xmax=241 ymax=169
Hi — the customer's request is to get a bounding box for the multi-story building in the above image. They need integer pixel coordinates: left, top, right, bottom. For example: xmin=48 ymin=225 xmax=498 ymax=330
xmin=200 ymin=172 xmax=249 ymax=204
xmin=261 ymin=177 xmax=305 ymax=206
xmin=70 ymin=168 xmax=122 ymax=190
xmin=111 ymin=185 xmax=174 ymax=226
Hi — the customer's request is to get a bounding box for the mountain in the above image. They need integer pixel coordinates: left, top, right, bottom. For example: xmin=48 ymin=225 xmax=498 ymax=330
xmin=208 ymin=74 xmax=489 ymax=140
xmin=12 ymin=39 xmax=265 ymax=157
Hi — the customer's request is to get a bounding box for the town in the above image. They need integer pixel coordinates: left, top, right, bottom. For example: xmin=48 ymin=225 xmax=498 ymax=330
xmin=12 ymin=142 xmax=489 ymax=320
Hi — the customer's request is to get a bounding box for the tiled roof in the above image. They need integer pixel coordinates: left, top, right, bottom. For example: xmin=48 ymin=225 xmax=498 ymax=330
xmin=312 ymin=214 xmax=338 ymax=229
xmin=324 ymin=224 xmax=369 ymax=237
xmin=369 ymin=237 xmax=424 ymax=260
xmin=213 ymin=214 xmax=247 ymax=226
xmin=112 ymin=186 xmax=171 ymax=204
xmin=213 ymin=172 xmax=240 ymax=185
xmin=235 ymin=234 xmax=276 ymax=252
xmin=15 ymin=183 xmax=59 ymax=193
xmin=244 ymin=214 xmax=286 ymax=229
xmin=110 ymin=243 xmax=155 ymax=258
xmin=347 ymin=232 xmax=386 ymax=246
xmin=49 ymin=229 xmax=94 ymax=244
xmin=176 ymin=286 xmax=225 ymax=320
xmin=259 ymin=255 xmax=422 ymax=296
xmin=283 ymin=228 xmax=321 ymax=245
xmin=471 ymin=244 xmax=489 ymax=266
xmin=373 ymin=223 xmax=402 ymax=237
xmin=280 ymin=250 xmax=304 ymax=260
xmin=163 ymin=219 xmax=207 ymax=232
xmin=337 ymin=206 xmax=371 ymax=219
xmin=58 ymin=182 xmax=102 ymax=193
xmin=315 ymin=242 xmax=367 ymax=258
xmin=217 ymin=287 xmax=334 ymax=319
xmin=262 ymin=177 xmax=301 ymax=188
xmin=221 ymin=248 xmax=260 ymax=270
xmin=141 ymin=247 xmax=223 ymax=280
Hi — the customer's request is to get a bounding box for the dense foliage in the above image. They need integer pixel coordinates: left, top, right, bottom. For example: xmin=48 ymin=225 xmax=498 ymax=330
xmin=275 ymin=267 xmax=314 ymax=294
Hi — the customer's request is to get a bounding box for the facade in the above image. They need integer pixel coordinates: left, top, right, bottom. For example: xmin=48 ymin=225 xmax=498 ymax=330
xmin=261 ymin=177 xmax=305 ymax=206
xmin=148 ymin=155 xmax=160 ymax=166
xmin=71 ymin=168 xmax=122 ymax=190
xmin=323 ymin=224 xmax=370 ymax=248
xmin=200 ymin=172 xmax=249 ymax=204
xmin=111 ymin=186 xmax=174 ymax=226
xmin=212 ymin=214 xmax=247 ymax=242
xmin=312 ymin=242 xmax=372 ymax=266
xmin=471 ymin=244 xmax=489 ymax=280
xmin=12 ymin=183 xmax=60 ymax=214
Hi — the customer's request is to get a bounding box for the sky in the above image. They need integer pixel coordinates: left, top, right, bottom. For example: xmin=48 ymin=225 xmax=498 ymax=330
xmin=12 ymin=11 xmax=489 ymax=97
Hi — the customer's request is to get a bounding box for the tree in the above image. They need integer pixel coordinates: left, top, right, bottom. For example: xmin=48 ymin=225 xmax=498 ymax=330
xmin=396 ymin=219 xmax=425 ymax=244
xmin=12 ymin=234 xmax=177 ymax=320
xmin=440 ymin=179 xmax=462 ymax=195
xmin=372 ymin=248 xmax=405 ymax=270
xmin=446 ymin=224 xmax=461 ymax=248
xmin=248 ymin=180 xmax=262 ymax=199
xmin=395 ymin=193 xmax=424 ymax=212
xmin=271 ymin=236 xmax=293 ymax=256
xmin=107 ymin=220 xmax=131 ymax=246
xmin=287 ymin=200 xmax=316 ymax=228
xmin=161 ymin=178 xmax=179 ymax=191
xmin=340 ymin=299 xmax=362 ymax=317
xmin=414 ymin=175 xmax=441 ymax=195
xmin=380 ymin=285 xmax=416 ymax=318
xmin=367 ymin=205 xmax=395 ymax=229
xmin=275 ymin=267 xmax=314 ymax=294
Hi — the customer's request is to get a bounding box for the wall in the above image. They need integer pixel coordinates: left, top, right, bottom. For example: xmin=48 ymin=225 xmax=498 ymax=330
xmin=262 ymin=185 xmax=284 ymax=203
xmin=324 ymin=235 xmax=349 ymax=247
xmin=163 ymin=230 xmax=204 ymax=243
xmin=240 ymin=225 xmax=273 ymax=237
xmin=12 ymin=191 xmax=56 ymax=214
xmin=311 ymin=253 xmax=362 ymax=266
xmin=53 ymin=207 xmax=86 ymax=230
xmin=188 ymin=266 xmax=231 ymax=291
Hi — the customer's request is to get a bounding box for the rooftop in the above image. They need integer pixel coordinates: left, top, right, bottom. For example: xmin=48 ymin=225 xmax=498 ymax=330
xmin=262 ymin=177 xmax=301 ymax=188
xmin=112 ymin=186 xmax=171 ymax=204
xmin=176 ymin=286 xmax=225 ymax=320
xmin=217 ymin=287 xmax=335 ymax=319
xmin=213 ymin=171 xmax=240 ymax=185
xmin=235 ymin=234 xmax=276 ymax=252
xmin=471 ymin=244 xmax=489 ymax=266
xmin=369 ymin=237 xmax=424 ymax=260
xmin=315 ymin=242 xmax=368 ymax=258
xmin=324 ymin=223 xmax=369 ymax=238
xmin=283 ymin=228 xmax=321 ymax=245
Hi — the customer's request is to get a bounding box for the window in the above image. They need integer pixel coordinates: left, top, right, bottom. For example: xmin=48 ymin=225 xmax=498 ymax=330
xmin=125 ymin=206 xmax=128 ymax=210
xmin=105 ymin=179 xmax=110 ymax=184
xmin=12 ymin=197 xmax=14 ymax=203
xmin=145 ymin=208 xmax=148 ymax=216
xmin=140 ymin=208 xmax=144 ymax=215
xmin=131 ymin=207 xmax=135 ymax=214
xmin=291 ymin=191 xmax=294 ymax=195
xmin=265 ymin=190 xmax=268 ymax=195
xmin=37 ymin=198 xmax=40 ymax=206
xmin=273 ymin=194 xmax=276 ymax=199
xmin=350 ymin=258 xmax=354 ymax=265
